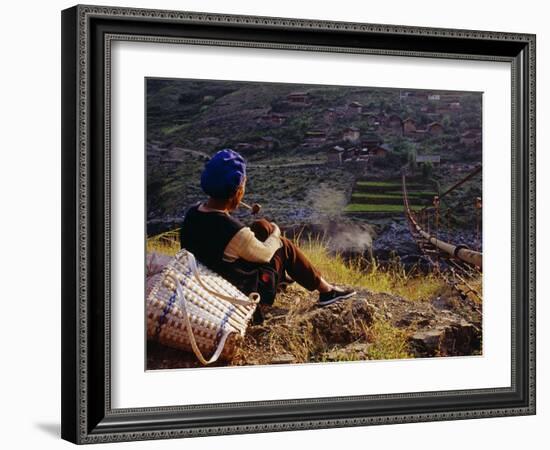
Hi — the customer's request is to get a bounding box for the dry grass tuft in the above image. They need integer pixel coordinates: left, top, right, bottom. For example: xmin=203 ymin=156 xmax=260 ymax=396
xmin=297 ymin=233 xmax=446 ymax=302
xmin=146 ymin=230 xmax=180 ymax=256
xmin=364 ymin=319 xmax=412 ymax=360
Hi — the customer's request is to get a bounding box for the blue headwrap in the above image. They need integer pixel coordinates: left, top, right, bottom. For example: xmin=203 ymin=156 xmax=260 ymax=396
xmin=200 ymin=149 xmax=247 ymax=199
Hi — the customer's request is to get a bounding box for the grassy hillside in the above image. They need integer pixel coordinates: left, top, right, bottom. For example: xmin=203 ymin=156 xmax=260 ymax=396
xmin=147 ymin=231 xmax=447 ymax=303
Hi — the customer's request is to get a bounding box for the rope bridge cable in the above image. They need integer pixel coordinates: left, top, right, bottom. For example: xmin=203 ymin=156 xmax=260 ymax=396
xmin=402 ymin=170 xmax=482 ymax=269
xmin=439 ymin=165 xmax=481 ymax=199
xmin=417 ymin=164 xmax=481 ymax=217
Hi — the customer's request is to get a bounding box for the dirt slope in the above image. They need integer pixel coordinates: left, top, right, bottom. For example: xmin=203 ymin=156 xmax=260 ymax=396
xmin=147 ymin=284 xmax=481 ymax=370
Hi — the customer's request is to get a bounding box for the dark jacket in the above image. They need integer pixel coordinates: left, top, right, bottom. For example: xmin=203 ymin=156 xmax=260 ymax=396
xmin=179 ymin=202 xmax=278 ymax=304
xmin=180 ymin=202 xmax=244 ymax=271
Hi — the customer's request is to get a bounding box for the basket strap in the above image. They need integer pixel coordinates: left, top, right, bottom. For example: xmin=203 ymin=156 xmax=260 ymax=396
xmin=186 ymin=252 xmax=260 ymax=307
xmin=170 ymin=274 xmax=231 ymax=365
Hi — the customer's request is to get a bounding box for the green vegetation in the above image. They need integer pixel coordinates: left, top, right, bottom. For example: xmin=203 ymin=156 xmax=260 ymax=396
xmin=408 ymin=148 xmax=418 ymax=171
xmin=351 ymin=193 xmax=403 ymax=199
xmin=345 ymin=176 xmax=434 ymax=216
xmin=350 ymin=193 xmax=406 ymax=206
xmin=356 ymin=181 xmax=402 ymax=188
xmin=344 ymin=203 xmax=423 ymax=213
xmin=386 ymin=190 xmax=436 ymax=197
xmin=365 ymin=320 xmax=412 ymax=360
xmin=422 ymin=161 xmax=434 ymax=179
xmin=351 ymin=194 xmax=408 ymax=206
xmin=317 ymin=317 xmax=412 ymax=362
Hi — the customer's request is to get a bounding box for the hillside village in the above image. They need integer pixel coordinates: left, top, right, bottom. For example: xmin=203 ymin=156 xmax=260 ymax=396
xmin=146 ymin=80 xmax=482 ymax=261
xmin=147 ymin=81 xmax=481 ymax=171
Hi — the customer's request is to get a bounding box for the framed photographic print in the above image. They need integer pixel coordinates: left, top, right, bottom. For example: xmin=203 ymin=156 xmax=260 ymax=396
xmin=61 ymin=4 xmax=536 ymax=444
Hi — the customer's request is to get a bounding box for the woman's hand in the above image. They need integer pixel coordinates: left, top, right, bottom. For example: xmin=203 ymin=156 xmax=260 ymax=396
xmin=250 ymin=219 xmax=275 ymax=241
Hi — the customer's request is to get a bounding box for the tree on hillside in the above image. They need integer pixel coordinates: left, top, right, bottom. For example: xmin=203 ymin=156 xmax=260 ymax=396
xmin=422 ymin=161 xmax=433 ymax=179
xmin=408 ymin=148 xmax=417 ymax=172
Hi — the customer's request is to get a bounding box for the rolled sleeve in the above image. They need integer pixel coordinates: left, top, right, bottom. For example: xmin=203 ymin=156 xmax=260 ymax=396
xmin=223 ymin=226 xmax=283 ymax=264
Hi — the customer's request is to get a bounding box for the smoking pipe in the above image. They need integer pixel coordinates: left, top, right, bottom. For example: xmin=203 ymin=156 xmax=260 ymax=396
xmin=239 ymin=201 xmax=261 ymax=215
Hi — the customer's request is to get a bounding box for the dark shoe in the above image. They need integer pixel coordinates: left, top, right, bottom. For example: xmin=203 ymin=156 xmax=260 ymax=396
xmin=318 ymin=287 xmax=357 ymax=307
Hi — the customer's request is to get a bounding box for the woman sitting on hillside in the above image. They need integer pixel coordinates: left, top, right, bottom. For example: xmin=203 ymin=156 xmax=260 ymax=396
xmin=179 ymin=149 xmax=356 ymax=320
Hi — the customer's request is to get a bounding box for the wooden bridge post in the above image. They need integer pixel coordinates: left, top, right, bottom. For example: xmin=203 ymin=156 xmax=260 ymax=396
xmin=475 ymin=196 xmax=482 ymax=251
xmin=433 ymin=196 xmax=440 ymax=273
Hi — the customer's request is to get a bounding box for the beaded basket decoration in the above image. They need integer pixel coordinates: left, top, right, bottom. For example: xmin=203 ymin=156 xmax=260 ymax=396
xmin=147 ymin=249 xmax=260 ymax=365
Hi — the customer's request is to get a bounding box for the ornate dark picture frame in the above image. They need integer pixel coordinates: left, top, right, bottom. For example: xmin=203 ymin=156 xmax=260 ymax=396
xmin=61 ymin=4 xmax=536 ymax=444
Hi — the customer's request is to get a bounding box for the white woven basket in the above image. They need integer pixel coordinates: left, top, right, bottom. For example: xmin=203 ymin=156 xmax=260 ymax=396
xmin=147 ymin=249 xmax=260 ymax=365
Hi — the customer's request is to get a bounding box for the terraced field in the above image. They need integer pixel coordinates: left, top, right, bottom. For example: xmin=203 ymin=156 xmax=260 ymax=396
xmin=344 ymin=179 xmax=435 ymax=216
